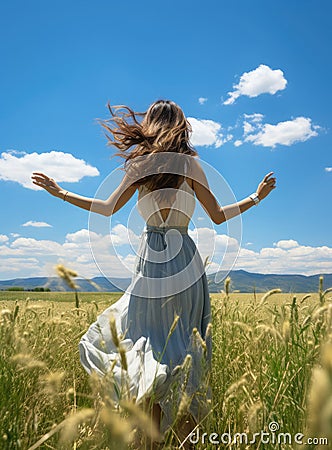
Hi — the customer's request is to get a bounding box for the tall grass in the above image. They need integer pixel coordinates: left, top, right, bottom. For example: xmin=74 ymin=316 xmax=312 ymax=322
xmin=0 ymin=277 xmax=332 ymax=449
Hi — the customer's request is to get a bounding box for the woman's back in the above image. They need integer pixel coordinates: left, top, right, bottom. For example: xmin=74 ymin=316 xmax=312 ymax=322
xmin=137 ymin=177 xmax=196 ymax=227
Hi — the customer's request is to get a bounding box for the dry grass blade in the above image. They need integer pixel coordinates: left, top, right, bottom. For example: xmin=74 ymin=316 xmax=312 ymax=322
xmin=120 ymin=399 xmax=162 ymax=442
xmin=55 ymin=264 xmax=78 ymax=290
xmin=257 ymin=288 xmax=282 ymax=308
xmin=59 ymin=408 xmax=95 ymax=444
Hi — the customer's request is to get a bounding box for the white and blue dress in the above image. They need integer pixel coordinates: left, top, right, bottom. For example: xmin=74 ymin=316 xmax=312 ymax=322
xmin=79 ymin=176 xmax=212 ymax=435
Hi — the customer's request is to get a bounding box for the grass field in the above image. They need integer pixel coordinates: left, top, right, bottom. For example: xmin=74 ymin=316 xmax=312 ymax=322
xmin=1 ymin=284 xmax=332 ymax=449
xmin=0 ymin=290 xmax=321 ymax=305
xmin=0 ymin=290 xmax=123 ymax=304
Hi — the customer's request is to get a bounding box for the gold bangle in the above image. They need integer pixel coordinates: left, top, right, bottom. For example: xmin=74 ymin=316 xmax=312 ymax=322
xmin=63 ymin=191 xmax=69 ymax=201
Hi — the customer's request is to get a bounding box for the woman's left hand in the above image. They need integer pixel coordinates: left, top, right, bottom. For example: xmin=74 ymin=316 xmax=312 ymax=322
xmin=31 ymin=172 xmax=64 ymax=198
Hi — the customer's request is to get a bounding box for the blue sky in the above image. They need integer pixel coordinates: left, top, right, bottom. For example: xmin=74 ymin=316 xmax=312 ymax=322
xmin=0 ymin=0 xmax=331 ymax=280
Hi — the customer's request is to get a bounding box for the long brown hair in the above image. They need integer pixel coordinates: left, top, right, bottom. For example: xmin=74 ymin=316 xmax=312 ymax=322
xmin=98 ymin=99 xmax=197 ymax=191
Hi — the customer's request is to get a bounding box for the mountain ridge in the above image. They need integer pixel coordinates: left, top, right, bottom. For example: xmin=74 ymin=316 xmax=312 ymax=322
xmin=1 ymin=270 xmax=331 ymax=293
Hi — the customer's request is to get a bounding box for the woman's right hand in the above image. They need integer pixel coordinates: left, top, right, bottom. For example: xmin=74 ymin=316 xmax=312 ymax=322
xmin=31 ymin=172 xmax=64 ymax=198
xmin=256 ymin=172 xmax=277 ymax=201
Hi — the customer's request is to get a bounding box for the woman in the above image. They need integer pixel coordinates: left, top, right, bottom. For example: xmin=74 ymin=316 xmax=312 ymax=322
xmin=31 ymin=99 xmax=276 ymax=448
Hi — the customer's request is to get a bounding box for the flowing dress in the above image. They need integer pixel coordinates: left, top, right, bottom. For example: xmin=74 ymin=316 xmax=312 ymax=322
xmin=79 ymin=174 xmax=212 ymax=436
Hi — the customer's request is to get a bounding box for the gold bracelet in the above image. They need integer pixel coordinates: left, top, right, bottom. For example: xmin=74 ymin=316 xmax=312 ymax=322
xmin=63 ymin=191 xmax=69 ymax=201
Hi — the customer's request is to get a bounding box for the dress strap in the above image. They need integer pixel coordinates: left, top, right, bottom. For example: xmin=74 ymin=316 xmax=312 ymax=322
xmin=184 ymin=158 xmax=188 ymax=175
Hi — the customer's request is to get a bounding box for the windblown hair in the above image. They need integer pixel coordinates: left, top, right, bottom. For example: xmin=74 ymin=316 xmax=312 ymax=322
xmin=98 ymin=99 xmax=197 ymax=191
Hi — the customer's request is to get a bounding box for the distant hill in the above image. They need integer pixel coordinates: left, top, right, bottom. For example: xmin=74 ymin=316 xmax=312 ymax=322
xmin=207 ymin=270 xmax=332 ymax=293
xmin=0 ymin=276 xmax=128 ymax=293
xmin=0 ymin=270 xmax=331 ymax=293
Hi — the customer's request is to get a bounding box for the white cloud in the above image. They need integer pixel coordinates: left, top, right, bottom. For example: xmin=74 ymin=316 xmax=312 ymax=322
xmin=188 ymin=117 xmax=231 ymax=148
xmin=233 ymin=240 xmax=332 ymax=275
xmin=0 ymin=257 xmax=40 ymax=275
xmin=243 ymin=121 xmax=255 ymax=135
xmin=189 ymin=227 xmax=240 ymax=263
xmin=0 ymin=228 xmax=138 ymax=280
xmin=198 ymin=97 xmax=208 ymax=105
xmin=110 ymin=224 xmax=140 ymax=246
xmin=244 ymin=117 xmax=319 ymax=148
xmin=10 ymin=237 xmax=64 ymax=255
xmin=234 ymin=140 xmax=243 ymax=147
xmin=1 ymin=228 xmax=331 ymax=280
xmin=65 ymin=229 xmax=101 ymax=243
xmin=0 ymin=150 xmax=100 ymax=190
xmin=274 ymin=239 xmax=299 ymax=249
xmin=22 ymin=221 xmax=52 ymax=228
xmin=242 ymin=113 xmax=264 ymax=137
xmin=191 ymin=232 xmax=332 ymax=276
xmin=224 ymin=64 xmax=287 ymax=105
xmin=325 ymin=167 xmax=332 ymax=172
xmin=244 ymin=113 xmax=264 ymax=123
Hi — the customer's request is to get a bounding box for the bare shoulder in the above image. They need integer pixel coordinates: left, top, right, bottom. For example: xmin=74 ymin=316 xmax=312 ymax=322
xmin=184 ymin=156 xmax=223 ymax=224
xmin=186 ymin=156 xmax=209 ymax=190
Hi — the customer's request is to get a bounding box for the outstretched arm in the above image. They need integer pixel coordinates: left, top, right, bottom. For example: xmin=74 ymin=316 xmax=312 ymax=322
xmin=31 ymin=172 xmax=137 ymax=217
xmin=190 ymin=160 xmax=276 ymax=225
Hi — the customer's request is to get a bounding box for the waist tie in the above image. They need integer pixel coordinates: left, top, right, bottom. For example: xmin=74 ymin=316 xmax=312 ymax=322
xmin=145 ymin=224 xmax=189 ymax=234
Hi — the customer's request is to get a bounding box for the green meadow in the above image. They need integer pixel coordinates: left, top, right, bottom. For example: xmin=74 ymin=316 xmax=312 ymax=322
xmin=1 ymin=283 xmax=332 ymax=449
